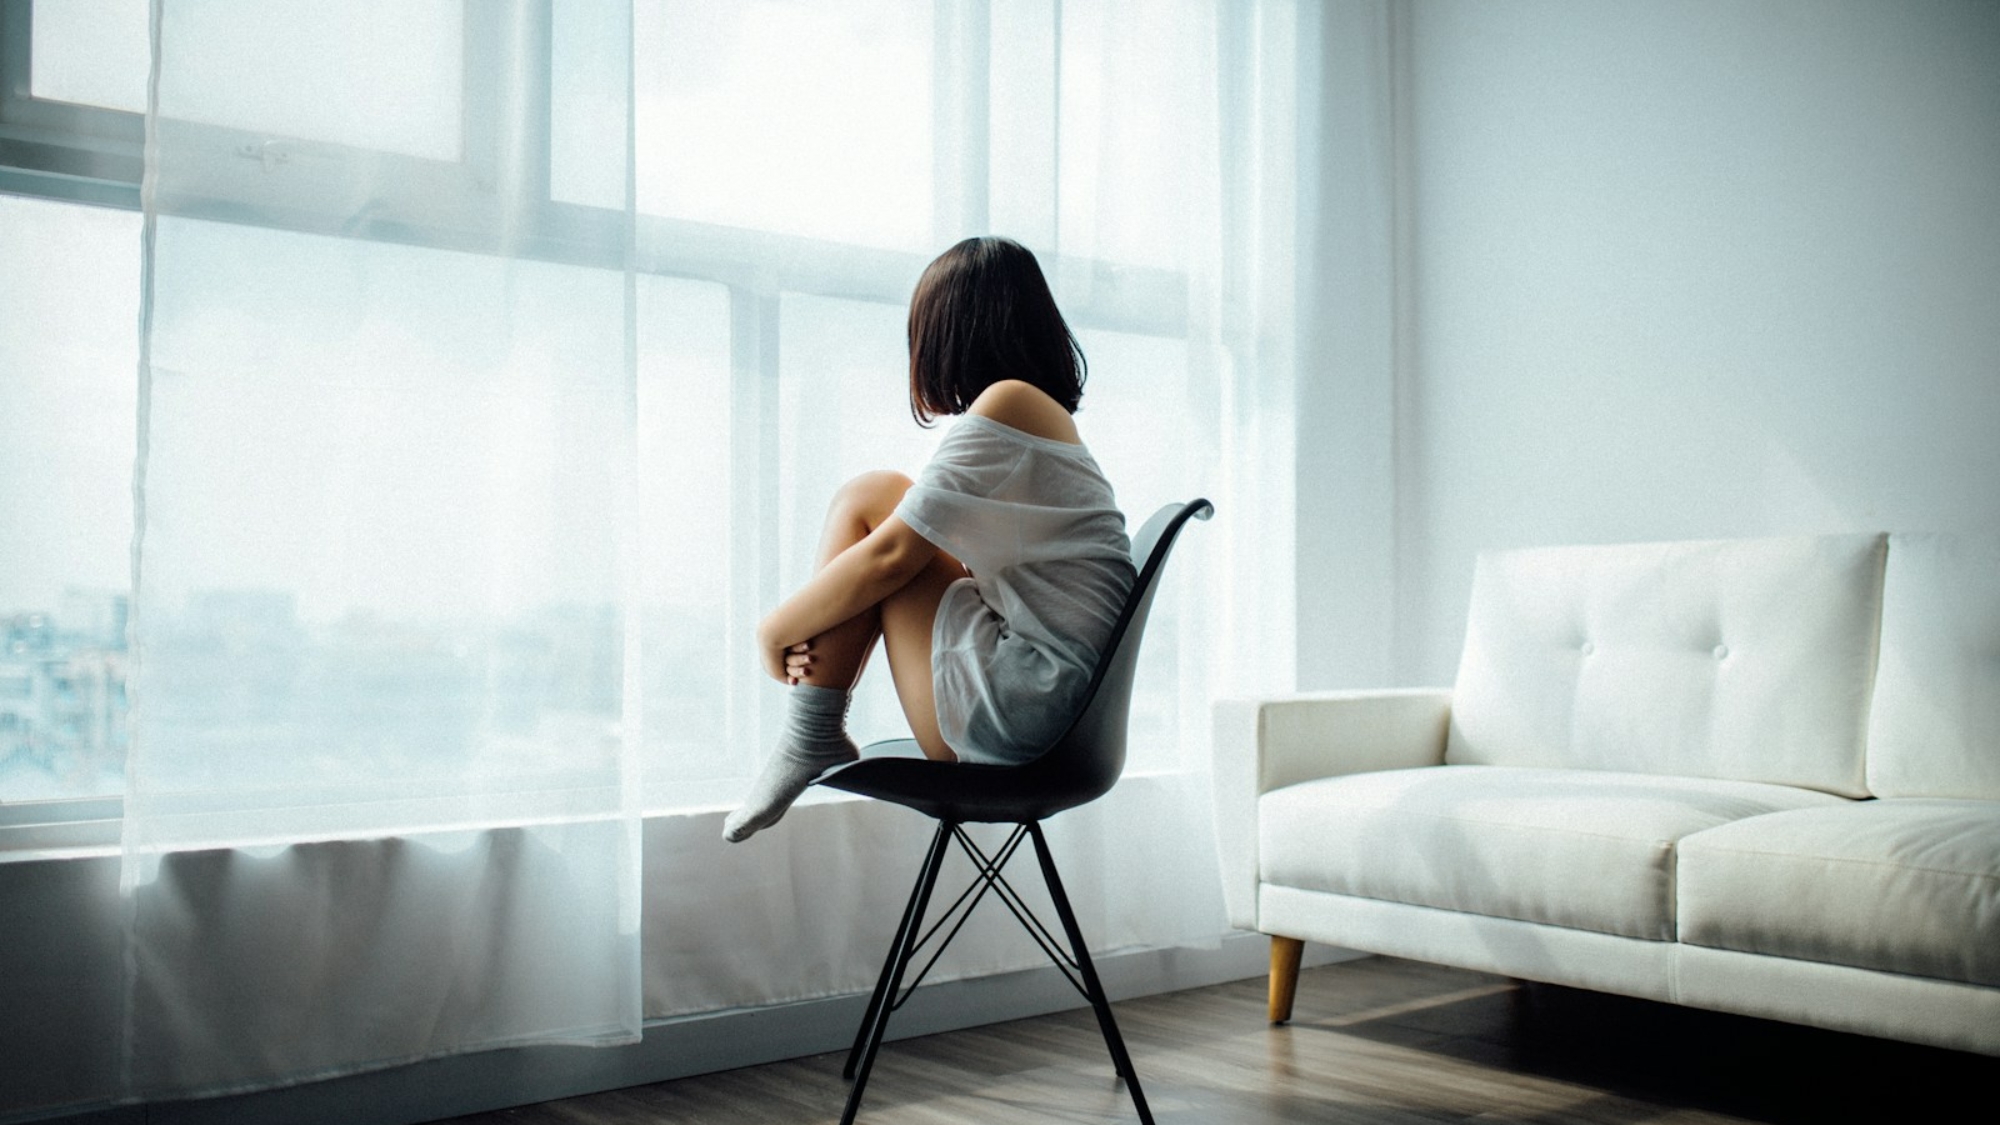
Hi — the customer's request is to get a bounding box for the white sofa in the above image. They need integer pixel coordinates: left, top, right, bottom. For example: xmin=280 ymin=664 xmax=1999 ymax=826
xmin=1213 ymin=532 xmax=2000 ymax=1055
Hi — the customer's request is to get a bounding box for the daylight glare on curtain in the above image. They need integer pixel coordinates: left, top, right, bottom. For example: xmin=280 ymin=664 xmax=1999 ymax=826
xmin=124 ymin=0 xmax=641 ymax=1093
xmin=2 ymin=0 xmax=1311 ymax=1095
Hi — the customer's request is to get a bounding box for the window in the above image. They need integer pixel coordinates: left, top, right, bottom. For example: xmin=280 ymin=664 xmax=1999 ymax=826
xmin=0 ymin=0 xmax=1219 ymax=810
xmin=0 ymin=192 xmax=139 ymax=801
xmin=623 ymin=0 xmax=938 ymax=250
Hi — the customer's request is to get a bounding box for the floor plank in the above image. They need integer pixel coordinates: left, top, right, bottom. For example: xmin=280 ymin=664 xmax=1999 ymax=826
xmin=426 ymin=957 xmax=1997 ymax=1124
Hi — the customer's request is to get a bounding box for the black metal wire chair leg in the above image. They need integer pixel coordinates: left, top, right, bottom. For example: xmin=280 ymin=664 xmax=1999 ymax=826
xmin=843 ymin=818 xmax=951 ymax=1080
xmin=842 ymin=819 xmax=955 ymax=1125
xmin=1028 ymin=822 xmax=1155 ymax=1125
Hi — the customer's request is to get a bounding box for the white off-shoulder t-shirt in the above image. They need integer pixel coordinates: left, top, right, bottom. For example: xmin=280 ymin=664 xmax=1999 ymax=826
xmin=894 ymin=414 xmax=1135 ymax=765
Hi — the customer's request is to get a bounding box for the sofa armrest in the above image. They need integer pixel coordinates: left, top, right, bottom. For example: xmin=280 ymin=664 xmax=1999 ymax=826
xmin=1210 ymin=688 xmax=1453 ymax=931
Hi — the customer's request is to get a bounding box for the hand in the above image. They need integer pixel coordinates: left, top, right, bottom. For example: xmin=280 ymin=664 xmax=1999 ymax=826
xmin=759 ymin=629 xmax=814 ymax=685
xmin=782 ymin=641 xmax=815 ymax=685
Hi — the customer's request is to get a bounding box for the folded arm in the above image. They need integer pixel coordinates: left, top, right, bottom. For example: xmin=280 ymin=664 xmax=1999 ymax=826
xmin=756 ymin=514 xmax=939 ymax=681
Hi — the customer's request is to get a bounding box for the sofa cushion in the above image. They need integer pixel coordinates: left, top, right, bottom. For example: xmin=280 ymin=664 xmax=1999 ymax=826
xmin=1447 ymin=534 xmax=1885 ymax=797
xmin=1868 ymin=533 xmax=2000 ymax=800
xmin=1258 ymin=765 xmax=1846 ymax=940
xmin=1678 ymin=799 xmax=2000 ymax=988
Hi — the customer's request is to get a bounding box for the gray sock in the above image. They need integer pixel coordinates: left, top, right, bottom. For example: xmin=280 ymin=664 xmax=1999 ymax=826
xmin=723 ymin=684 xmax=859 ymax=842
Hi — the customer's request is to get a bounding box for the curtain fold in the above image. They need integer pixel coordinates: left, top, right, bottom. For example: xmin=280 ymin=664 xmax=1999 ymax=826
xmin=122 ymin=0 xmax=642 ymax=1096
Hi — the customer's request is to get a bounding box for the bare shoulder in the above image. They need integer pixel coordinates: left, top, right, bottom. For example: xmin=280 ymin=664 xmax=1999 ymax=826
xmin=966 ymin=380 xmax=1081 ymax=444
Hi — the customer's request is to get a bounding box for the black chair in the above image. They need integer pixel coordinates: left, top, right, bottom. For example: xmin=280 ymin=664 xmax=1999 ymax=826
xmin=812 ymin=498 xmax=1213 ymax=1125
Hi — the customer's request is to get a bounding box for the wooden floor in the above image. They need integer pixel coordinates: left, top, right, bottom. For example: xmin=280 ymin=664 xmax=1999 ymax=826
xmin=429 ymin=957 xmax=1997 ymax=1124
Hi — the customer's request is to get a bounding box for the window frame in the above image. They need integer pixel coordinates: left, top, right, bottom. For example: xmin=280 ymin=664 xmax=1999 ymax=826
xmin=0 ymin=0 xmax=1196 ymax=816
xmin=1 ymin=0 xmax=1185 ymax=319
xmin=0 ymin=0 xmax=141 ymax=208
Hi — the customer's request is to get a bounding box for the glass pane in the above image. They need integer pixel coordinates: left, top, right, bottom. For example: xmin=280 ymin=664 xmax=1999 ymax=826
xmin=1077 ymin=330 xmax=1199 ymax=525
xmin=777 ymin=294 xmax=940 ymax=746
xmin=152 ymin=0 xmax=463 ymax=160
xmin=635 ymin=275 xmax=737 ymax=788
xmin=30 ymin=0 xmax=150 ymax=113
xmin=133 ymin=219 xmax=629 ymax=828
xmin=0 ymin=195 xmax=142 ymax=800
xmin=623 ymin=0 xmax=935 ymax=249
xmin=989 ymin=0 xmax=1058 ymax=249
xmin=551 ymin=0 xmax=633 ymax=210
xmin=1058 ymin=0 xmax=1213 ymax=270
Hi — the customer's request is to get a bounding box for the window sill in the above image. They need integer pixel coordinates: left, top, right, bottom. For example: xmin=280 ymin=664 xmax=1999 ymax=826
xmin=0 ymin=765 xmax=1192 ymax=862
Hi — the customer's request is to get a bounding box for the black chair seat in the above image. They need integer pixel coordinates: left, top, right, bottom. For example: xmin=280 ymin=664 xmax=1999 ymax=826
xmin=817 ymin=741 xmax=1118 ymax=824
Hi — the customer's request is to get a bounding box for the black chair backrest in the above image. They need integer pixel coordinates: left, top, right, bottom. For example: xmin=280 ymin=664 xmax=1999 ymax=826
xmin=1006 ymin=498 xmax=1213 ymax=815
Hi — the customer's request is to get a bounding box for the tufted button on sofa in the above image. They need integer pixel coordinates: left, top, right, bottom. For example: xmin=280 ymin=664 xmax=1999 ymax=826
xmin=1213 ymin=533 xmax=2000 ymax=1054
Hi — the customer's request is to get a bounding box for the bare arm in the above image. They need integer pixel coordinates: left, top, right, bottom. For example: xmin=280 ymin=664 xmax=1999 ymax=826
xmin=756 ymin=513 xmax=938 ymax=681
xmin=754 ymin=379 xmax=1068 ymax=683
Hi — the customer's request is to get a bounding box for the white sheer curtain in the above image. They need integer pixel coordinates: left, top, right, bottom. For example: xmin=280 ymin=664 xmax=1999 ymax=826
xmin=3 ymin=0 xmax=1315 ymax=1102
xmin=123 ymin=0 xmax=642 ymax=1095
xmin=608 ymin=0 xmax=1301 ymax=800
xmin=628 ymin=0 xmax=1310 ymax=1015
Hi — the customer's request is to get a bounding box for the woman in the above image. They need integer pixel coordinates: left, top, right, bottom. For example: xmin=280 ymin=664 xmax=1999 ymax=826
xmin=724 ymin=237 xmax=1135 ymax=842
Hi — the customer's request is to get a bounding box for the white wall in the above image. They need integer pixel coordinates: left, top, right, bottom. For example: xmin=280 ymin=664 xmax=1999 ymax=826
xmin=1390 ymin=0 xmax=2000 ymax=681
xmin=1295 ymin=0 xmax=1401 ymax=691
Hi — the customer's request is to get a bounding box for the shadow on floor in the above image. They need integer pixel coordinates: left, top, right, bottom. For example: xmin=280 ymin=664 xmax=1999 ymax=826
xmin=1291 ymin=967 xmax=1999 ymax=1124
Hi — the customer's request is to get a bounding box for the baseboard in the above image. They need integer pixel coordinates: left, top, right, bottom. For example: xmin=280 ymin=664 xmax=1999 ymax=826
xmin=28 ymin=935 xmax=1358 ymax=1125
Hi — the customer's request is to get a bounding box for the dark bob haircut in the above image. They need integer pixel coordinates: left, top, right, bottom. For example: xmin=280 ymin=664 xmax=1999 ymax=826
xmin=907 ymin=237 xmax=1086 ymax=426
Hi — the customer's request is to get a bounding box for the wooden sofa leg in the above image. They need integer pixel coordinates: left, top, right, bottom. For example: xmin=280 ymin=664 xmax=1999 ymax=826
xmin=1268 ymin=935 xmax=1305 ymax=1024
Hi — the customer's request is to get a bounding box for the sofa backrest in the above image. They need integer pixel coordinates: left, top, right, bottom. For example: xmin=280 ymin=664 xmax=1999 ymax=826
xmin=1867 ymin=533 xmax=2000 ymax=799
xmin=1446 ymin=534 xmax=1885 ymax=797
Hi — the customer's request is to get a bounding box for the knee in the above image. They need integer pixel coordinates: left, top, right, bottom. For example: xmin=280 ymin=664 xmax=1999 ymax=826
xmin=831 ymin=470 xmax=915 ymax=521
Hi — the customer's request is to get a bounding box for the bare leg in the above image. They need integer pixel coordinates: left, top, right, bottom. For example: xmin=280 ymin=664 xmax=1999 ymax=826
xmin=880 ymin=554 xmax=961 ymax=761
xmin=725 ymin=471 xmax=961 ymax=841
xmin=788 ymin=470 xmax=909 ymax=688
xmin=787 ymin=470 xmax=962 ymax=761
